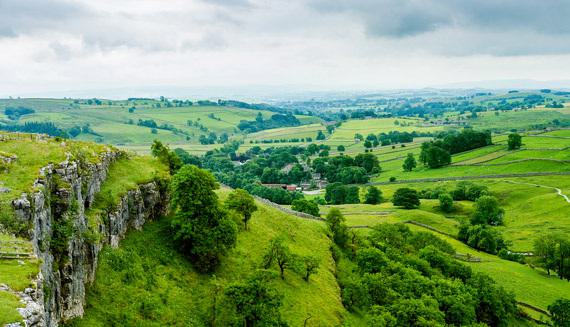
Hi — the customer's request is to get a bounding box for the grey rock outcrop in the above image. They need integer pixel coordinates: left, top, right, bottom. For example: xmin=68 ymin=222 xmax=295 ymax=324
xmin=10 ymin=150 xmax=168 ymax=326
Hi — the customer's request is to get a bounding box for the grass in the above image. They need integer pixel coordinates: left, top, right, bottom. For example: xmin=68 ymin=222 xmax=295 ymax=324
xmin=0 ymin=291 xmax=24 ymax=326
xmin=0 ymin=135 xmax=105 ymax=204
xmin=72 ymin=188 xmax=345 ymax=326
xmin=469 ymin=108 xmax=570 ymax=131
xmin=241 ymin=123 xmax=324 ymax=143
xmin=85 ymin=155 xmax=168 ymax=234
xmin=0 ymin=233 xmax=39 ymax=326
xmin=1 ymin=99 xmax=317 ymax=146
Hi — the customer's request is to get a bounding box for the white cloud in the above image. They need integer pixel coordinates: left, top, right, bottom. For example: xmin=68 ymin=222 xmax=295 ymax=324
xmin=0 ymin=0 xmax=570 ymax=97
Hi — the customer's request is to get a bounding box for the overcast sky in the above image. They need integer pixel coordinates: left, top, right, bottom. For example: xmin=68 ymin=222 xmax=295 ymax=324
xmin=2 ymin=0 xmax=570 ymax=98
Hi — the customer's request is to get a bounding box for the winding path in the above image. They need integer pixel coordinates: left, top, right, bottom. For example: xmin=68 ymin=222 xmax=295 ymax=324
xmin=503 ymin=180 xmax=570 ymax=204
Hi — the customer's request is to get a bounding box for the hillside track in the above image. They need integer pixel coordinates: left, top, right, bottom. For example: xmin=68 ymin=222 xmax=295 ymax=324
xmin=503 ymin=180 xmax=570 ymax=204
xmin=370 ymin=171 xmax=570 ymax=185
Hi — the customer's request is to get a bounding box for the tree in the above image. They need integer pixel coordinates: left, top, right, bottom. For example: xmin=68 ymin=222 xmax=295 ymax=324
xmin=339 ymin=166 xmax=369 ymax=184
xmin=325 ymin=183 xmax=347 ymax=205
xmin=291 ymin=199 xmax=320 ymax=216
xmin=226 ymin=189 xmax=258 ymax=230
xmin=364 ymin=140 xmax=373 ymax=150
xmin=392 ymin=188 xmax=420 ymax=209
xmin=316 ymin=130 xmax=326 ymax=140
xmin=326 ymin=208 xmax=349 ymax=248
xmin=420 ymin=143 xmax=451 ymax=168
xmin=345 ymin=186 xmax=361 ymax=204
xmin=365 ymin=186 xmax=383 ymax=205
xmin=225 ymin=271 xmax=285 ymax=327
xmin=263 ymin=236 xmax=293 ymax=279
xmin=507 ymin=133 xmax=522 ymax=150
xmin=356 ymin=248 xmax=388 ymax=274
xmin=355 ymin=153 xmax=381 ymax=173
xmin=471 ymin=196 xmax=504 ymax=226
xmin=438 ymin=193 xmax=454 ymax=213
xmin=170 ymin=165 xmax=238 ymax=272
xmin=337 ymin=145 xmax=346 ymax=153
xmin=402 ymin=153 xmax=417 ymax=172
xmin=151 ymin=140 xmax=182 ymax=173
xmin=548 ymin=298 xmax=570 ymax=327
xmin=299 ymin=256 xmax=320 ymax=282
xmin=458 ymin=224 xmax=506 ymax=254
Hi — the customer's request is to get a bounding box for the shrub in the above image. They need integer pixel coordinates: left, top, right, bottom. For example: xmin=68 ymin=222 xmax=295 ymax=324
xmin=392 ymin=188 xmax=420 ymax=209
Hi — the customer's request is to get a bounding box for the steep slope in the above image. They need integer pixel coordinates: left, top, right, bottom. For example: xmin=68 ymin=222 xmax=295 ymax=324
xmin=0 ymin=133 xmax=168 ymax=326
xmin=70 ymin=188 xmax=346 ymax=326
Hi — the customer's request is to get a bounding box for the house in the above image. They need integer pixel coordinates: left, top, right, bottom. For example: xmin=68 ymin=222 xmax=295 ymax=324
xmin=286 ymin=184 xmax=297 ymax=191
xmin=316 ymin=180 xmax=328 ymax=189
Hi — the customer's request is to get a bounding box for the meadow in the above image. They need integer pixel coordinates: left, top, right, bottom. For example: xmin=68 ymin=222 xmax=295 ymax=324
xmin=0 ymin=99 xmax=317 ymax=146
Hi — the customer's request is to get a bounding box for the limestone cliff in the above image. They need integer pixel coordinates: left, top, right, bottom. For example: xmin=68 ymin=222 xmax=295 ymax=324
xmin=10 ymin=150 xmax=168 ymax=326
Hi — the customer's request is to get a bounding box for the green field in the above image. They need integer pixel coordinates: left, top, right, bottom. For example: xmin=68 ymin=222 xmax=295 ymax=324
xmin=0 ymin=99 xmax=317 ymax=146
xmin=469 ymin=107 xmax=570 ymax=131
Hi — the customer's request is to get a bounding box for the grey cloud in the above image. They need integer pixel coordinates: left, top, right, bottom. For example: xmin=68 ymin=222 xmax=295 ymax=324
xmin=201 ymin=0 xmax=252 ymax=7
xmin=0 ymin=0 xmax=237 ymax=54
xmin=310 ymin=0 xmax=570 ymax=38
xmin=0 ymin=0 xmax=87 ymax=36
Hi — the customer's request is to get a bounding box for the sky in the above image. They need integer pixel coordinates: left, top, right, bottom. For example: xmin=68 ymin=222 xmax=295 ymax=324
xmin=1 ymin=0 xmax=570 ymax=98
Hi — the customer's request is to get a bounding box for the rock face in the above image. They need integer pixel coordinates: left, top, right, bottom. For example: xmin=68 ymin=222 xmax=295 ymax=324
xmin=11 ymin=150 xmax=168 ymax=326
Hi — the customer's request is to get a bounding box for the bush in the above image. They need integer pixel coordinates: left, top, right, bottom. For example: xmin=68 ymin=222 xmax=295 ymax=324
xmin=471 ymin=196 xmax=504 ymax=226
xmin=291 ymin=199 xmax=320 ymax=216
xmin=364 ymin=186 xmax=383 ymax=205
xmin=438 ymin=193 xmax=454 ymax=213
xmin=392 ymin=188 xmax=420 ymax=209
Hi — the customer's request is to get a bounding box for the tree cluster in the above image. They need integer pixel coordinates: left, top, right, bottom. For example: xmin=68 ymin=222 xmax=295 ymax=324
xmin=337 ymin=223 xmax=517 ymax=326
xmin=237 ymin=113 xmax=300 ymax=133
xmin=533 ymin=233 xmax=570 ymax=280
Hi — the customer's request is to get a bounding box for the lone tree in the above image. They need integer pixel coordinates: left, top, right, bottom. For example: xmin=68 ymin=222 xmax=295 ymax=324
xmin=299 ymin=255 xmax=320 ymax=282
xmin=471 ymin=195 xmax=505 ymax=226
xmin=170 ymin=165 xmax=238 ymax=272
xmin=548 ymin=298 xmax=570 ymax=327
xmin=507 ymin=133 xmax=522 ymax=150
xmin=365 ymin=186 xmax=383 ymax=205
xmin=392 ymin=188 xmax=420 ymax=209
xmin=326 ymin=208 xmax=349 ymax=248
xmin=337 ymin=145 xmax=345 ymax=153
xmin=438 ymin=193 xmax=454 ymax=213
xmin=225 ymin=271 xmax=285 ymax=327
xmin=402 ymin=153 xmax=417 ymax=172
xmin=226 ymin=189 xmax=258 ymax=230
xmin=262 ymin=236 xmax=293 ymax=280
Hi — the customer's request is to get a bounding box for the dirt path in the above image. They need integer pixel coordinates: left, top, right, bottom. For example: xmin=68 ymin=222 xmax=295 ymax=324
xmin=503 ymin=180 xmax=570 ymax=204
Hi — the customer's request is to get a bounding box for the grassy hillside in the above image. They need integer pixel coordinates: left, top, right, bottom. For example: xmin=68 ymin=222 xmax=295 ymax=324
xmin=0 ymin=98 xmax=318 ymax=146
xmin=71 ymin=188 xmax=345 ymax=326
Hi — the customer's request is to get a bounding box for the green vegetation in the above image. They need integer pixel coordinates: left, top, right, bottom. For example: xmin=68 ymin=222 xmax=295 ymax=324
xmin=392 ymin=188 xmax=420 ymax=209
xmin=170 ymin=165 xmax=238 ymax=272
xmin=85 ymin=155 xmax=168 ymax=236
xmin=71 ymin=189 xmax=345 ymax=326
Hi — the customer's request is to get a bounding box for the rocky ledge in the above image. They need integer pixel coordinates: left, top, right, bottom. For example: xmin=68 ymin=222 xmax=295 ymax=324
xmin=9 ymin=150 xmax=168 ymax=326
